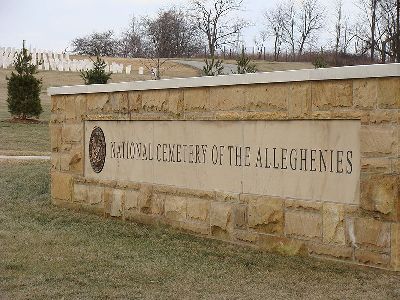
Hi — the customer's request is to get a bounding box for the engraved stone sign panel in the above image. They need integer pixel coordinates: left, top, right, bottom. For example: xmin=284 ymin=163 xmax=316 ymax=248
xmin=85 ymin=120 xmax=360 ymax=204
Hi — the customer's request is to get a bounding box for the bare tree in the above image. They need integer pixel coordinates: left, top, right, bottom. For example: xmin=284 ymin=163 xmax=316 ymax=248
xmin=143 ymin=8 xmax=202 ymax=58
xmin=190 ymin=0 xmax=246 ymax=58
xmin=280 ymin=0 xmax=297 ymax=57
xmin=139 ymin=8 xmax=203 ymax=79
xmin=355 ymin=0 xmax=381 ymax=61
xmin=379 ymin=0 xmax=399 ymax=62
xmin=119 ymin=15 xmax=143 ymax=58
xmin=263 ymin=4 xmax=285 ymax=60
xmin=331 ymin=0 xmax=356 ymax=56
xmin=190 ymin=0 xmax=247 ymax=74
xmin=334 ymin=0 xmax=343 ymax=56
xmin=297 ymin=0 xmax=325 ymax=54
xmin=72 ymin=30 xmax=117 ymax=57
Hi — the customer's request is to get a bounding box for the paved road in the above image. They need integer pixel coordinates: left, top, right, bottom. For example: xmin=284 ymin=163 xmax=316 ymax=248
xmin=0 ymin=155 xmax=50 ymax=160
xmin=174 ymin=60 xmax=237 ymax=75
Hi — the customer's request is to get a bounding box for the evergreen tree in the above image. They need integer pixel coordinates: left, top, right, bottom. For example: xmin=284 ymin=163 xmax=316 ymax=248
xmin=80 ymin=56 xmax=112 ymax=85
xmin=6 ymin=43 xmax=42 ymax=119
xmin=236 ymin=48 xmax=257 ymax=74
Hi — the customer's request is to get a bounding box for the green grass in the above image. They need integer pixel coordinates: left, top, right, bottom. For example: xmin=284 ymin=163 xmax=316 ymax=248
xmin=1 ymin=161 xmax=400 ymax=299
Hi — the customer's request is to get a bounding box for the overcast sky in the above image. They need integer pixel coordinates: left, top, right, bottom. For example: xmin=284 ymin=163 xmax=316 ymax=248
xmin=0 ymin=0 xmax=357 ymax=52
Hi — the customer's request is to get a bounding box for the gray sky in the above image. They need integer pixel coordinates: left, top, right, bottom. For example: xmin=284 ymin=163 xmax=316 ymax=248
xmin=0 ymin=0 xmax=357 ymax=52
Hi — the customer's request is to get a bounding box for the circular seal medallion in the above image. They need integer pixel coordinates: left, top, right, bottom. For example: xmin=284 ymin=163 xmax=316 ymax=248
xmin=89 ymin=126 xmax=106 ymax=173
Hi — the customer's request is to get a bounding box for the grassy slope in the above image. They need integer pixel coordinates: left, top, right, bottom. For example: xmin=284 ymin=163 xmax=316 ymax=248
xmin=1 ymin=161 xmax=400 ymax=299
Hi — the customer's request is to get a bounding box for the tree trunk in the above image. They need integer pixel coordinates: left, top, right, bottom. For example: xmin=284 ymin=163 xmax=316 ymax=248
xmin=370 ymin=0 xmax=377 ymax=62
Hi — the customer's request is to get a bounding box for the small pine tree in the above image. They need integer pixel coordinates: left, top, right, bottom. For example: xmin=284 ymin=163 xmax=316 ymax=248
xmin=236 ymin=48 xmax=257 ymax=74
xmin=6 ymin=42 xmax=42 ymax=119
xmin=312 ymin=55 xmax=328 ymax=68
xmin=80 ymin=56 xmax=112 ymax=85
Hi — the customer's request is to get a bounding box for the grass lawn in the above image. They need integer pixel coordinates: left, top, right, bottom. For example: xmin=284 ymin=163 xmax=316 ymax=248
xmin=1 ymin=161 xmax=400 ymax=299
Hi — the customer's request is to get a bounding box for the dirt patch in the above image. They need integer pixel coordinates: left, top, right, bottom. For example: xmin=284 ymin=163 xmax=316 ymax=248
xmin=4 ymin=117 xmax=46 ymax=124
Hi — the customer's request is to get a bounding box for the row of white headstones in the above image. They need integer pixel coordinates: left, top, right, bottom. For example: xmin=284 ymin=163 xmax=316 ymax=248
xmin=0 ymin=47 xmax=145 ymax=75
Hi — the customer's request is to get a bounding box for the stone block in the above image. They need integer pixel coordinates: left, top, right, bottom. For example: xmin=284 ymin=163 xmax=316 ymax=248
xmin=141 ymin=89 xmax=183 ymax=115
xmin=105 ymin=188 xmax=124 ymax=217
xmin=353 ymin=79 xmax=377 ymax=109
xmin=125 ymin=190 xmax=139 ymax=210
xmin=181 ymin=221 xmax=209 ymax=235
xmin=65 ymin=96 xmax=77 ymax=121
xmin=377 ymin=77 xmax=400 ymax=109
xmin=151 ymin=193 xmax=165 ymax=215
xmin=361 ymin=126 xmax=397 ymax=156
xmin=393 ymin=158 xmax=400 ymax=174
xmin=50 ymin=125 xmax=62 ymax=152
xmin=208 ymin=85 xmax=245 ymax=111
xmin=51 ymin=95 xmax=65 ymax=112
xmin=183 ymin=87 xmax=209 ymax=111
xmin=355 ymin=249 xmax=390 ymax=267
xmin=308 ymin=243 xmax=352 ymax=259
xmin=322 ymin=203 xmax=345 ymax=245
xmin=360 ymin=174 xmax=399 ymax=216
xmin=285 ymin=210 xmax=322 ymax=239
xmin=187 ymin=198 xmax=209 ymax=221
xmin=62 ymin=124 xmax=82 ymax=143
xmin=257 ymin=234 xmax=307 ymax=255
xmin=391 ymin=223 xmax=400 ymax=270
xmin=288 ymin=82 xmax=311 ymax=118
xmin=137 ymin=184 xmax=153 ymax=214
xmin=166 ymin=89 xmax=184 ymax=115
xmin=86 ymin=93 xmax=109 ymax=112
xmin=215 ymin=191 xmax=240 ymax=202
xmin=164 ymin=196 xmax=187 ymax=222
xmin=245 ymin=83 xmax=288 ymax=111
xmin=312 ymin=80 xmax=353 ymax=110
xmin=284 ymin=199 xmax=322 ymax=211
xmin=51 ymin=153 xmax=61 ymax=170
xmin=353 ymin=217 xmax=391 ymax=249
xmin=210 ymin=202 xmax=232 ymax=231
xmin=247 ymin=195 xmax=284 ymax=234
xmin=73 ymin=184 xmax=87 ymax=203
xmin=361 ymin=157 xmax=392 ymax=174
xmin=233 ymin=230 xmax=258 ymax=243
xmin=60 ymin=146 xmax=83 ymax=174
xmin=51 ymin=172 xmax=72 ymax=201
xmin=87 ymin=185 xmax=104 ymax=205
xmin=369 ymin=111 xmax=398 ymax=124
xmin=232 ymin=205 xmax=247 ymax=229
xmin=75 ymin=95 xmax=87 ymax=119
xmin=128 ymin=91 xmax=142 ymax=113
xmin=106 ymin=92 xmax=129 ymax=114
xmin=69 ymin=146 xmax=83 ymax=173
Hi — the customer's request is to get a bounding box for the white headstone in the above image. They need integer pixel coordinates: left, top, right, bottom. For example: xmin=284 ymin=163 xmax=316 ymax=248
xmin=139 ymin=67 xmax=144 ymax=75
xmin=125 ymin=65 xmax=131 ymax=74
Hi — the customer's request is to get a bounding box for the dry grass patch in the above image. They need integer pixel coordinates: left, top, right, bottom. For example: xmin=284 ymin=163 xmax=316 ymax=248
xmin=1 ymin=161 xmax=400 ymax=299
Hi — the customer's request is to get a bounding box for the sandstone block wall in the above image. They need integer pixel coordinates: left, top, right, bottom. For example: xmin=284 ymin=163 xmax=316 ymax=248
xmin=50 ymin=71 xmax=400 ymax=270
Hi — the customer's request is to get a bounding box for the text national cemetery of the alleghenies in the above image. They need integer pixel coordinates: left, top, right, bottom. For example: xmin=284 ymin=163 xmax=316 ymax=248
xmin=110 ymin=141 xmax=353 ymax=175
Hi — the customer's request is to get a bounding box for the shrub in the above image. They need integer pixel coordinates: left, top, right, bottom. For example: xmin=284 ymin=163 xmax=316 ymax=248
xmin=312 ymin=55 xmax=328 ymax=68
xmin=6 ymin=44 xmax=42 ymax=119
xmin=236 ymin=48 xmax=257 ymax=74
xmin=202 ymin=58 xmax=224 ymax=76
xmin=80 ymin=56 xmax=112 ymax=84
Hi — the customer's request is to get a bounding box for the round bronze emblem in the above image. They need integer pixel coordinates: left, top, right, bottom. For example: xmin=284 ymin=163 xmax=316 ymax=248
xmin=89 ymin=126 xmax=106 ymax=173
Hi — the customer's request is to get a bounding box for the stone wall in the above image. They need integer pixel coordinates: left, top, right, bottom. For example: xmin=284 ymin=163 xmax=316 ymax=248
xmin=49 ymin=67 xmax=400 ymax=270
